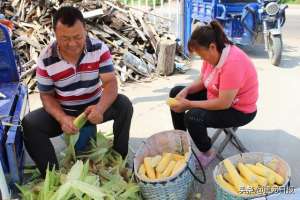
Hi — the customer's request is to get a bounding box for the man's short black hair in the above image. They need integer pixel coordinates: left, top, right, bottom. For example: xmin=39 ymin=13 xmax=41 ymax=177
xmin=53 ymin=6 xmax=85 ymax=30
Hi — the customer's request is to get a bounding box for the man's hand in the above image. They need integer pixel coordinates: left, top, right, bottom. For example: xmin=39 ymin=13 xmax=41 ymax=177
xmin=170 ymin=97 xmax=191 ymax=113
xmin=59 ymin=115 xmax=79 ymax=134
xmin=85 ymin=105 xmax=103 ymax=124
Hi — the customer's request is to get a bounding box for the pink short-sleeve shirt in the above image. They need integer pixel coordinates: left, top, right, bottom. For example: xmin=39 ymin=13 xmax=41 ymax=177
xmin=201 ymin=45 xmax=258 ymax=113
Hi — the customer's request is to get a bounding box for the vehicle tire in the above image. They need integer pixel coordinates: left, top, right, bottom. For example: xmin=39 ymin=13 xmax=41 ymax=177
xmin=268 ymin=34 xmax=283 ymax=66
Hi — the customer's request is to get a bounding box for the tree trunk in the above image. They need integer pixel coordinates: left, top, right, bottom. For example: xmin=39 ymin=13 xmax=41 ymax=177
xmin=157 ymin=39 xmax=176 ymax=76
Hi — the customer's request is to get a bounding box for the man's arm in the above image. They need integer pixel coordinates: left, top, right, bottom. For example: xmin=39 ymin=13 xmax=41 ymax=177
xmin=40 ymin=92 xmax=78 ymax=133
xmin=40 ymin=92 xmax=66 ymax=123
xmin=95 ymin=72 xmax=118 ymax=114
xmin=85 ymin=72 xmax=118 ymax=124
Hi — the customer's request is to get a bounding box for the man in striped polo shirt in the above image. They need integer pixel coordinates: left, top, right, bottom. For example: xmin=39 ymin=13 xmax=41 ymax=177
xmin=22 ymin=6 xmax=133 ymax=177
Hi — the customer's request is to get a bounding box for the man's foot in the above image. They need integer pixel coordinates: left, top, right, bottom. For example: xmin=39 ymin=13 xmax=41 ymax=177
xmin=196 ymin=149 xmax=216 ymax=168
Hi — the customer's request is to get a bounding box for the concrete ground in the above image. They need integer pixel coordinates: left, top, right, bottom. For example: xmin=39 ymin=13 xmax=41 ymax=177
xmin=27 ymin=5 xmax=300 ymax=200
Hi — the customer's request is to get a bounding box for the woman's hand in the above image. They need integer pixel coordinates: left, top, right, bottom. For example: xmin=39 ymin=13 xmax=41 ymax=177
xmin=170 ymin=97 xmax=191 ymax=113
xmin=176 ymin=88 xmax=189 ymax=99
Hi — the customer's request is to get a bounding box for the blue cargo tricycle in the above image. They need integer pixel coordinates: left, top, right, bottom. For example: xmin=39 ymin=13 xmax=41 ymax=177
xmin=184 ymin=0 xmax=288 ymax=66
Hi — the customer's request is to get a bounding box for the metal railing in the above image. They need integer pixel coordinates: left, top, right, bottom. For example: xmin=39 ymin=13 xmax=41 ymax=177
xmin=123 ymin=0 xmax=183 ymax=40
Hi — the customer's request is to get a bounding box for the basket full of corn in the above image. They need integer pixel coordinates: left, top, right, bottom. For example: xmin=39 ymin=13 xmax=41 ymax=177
xmin=213 ymin=152 xmax=291 ymax=200
xmin=133 ymin=130 xmax=205 ymax=200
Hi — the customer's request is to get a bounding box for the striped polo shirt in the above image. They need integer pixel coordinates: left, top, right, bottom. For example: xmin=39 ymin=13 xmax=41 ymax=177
xmin=36 ymin=37 xmax=114 ymax=110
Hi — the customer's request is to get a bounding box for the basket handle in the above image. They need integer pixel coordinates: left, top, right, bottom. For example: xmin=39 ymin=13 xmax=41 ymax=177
xmin=186 ymin=148 xmax=206 ymax=184
xmin=132 ymin=165 xmax=139 ymax=183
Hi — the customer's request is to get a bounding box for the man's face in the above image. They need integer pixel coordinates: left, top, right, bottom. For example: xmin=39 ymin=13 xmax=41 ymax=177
xmin=55 ymin=19 xmax=86 ymax=56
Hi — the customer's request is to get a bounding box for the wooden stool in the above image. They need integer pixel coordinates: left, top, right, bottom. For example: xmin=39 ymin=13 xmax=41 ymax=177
xmin=211 ymin=127 xmax=248 ymax=160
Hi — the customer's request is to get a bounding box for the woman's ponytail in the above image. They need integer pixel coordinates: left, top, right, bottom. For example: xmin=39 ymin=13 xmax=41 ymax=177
xmin=210 ymin=20 xmax=233 ymax=52
xmin=188 ymin=20 xmax=232 ymax=53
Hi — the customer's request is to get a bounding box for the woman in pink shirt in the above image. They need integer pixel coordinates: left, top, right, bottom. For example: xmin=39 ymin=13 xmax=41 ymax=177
xmin=169 ymin=20 xmax=258 ymax=167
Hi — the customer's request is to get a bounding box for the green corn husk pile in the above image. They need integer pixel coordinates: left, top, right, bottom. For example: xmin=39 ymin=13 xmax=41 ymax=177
xmin=17 ymin=113 xmax=142 ymax=200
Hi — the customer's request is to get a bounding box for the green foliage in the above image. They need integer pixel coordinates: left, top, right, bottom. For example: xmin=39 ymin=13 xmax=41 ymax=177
xmin=280 ymin=0 xmax=300 ymax=4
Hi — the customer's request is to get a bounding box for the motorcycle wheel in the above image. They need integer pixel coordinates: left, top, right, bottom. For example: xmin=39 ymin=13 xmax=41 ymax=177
xmin=268 ymin=34 xmax=283 ymax=66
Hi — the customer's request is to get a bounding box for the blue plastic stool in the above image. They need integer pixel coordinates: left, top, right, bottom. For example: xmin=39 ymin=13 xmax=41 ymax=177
xmin=75 ymin=124 xmax=96 ymax=152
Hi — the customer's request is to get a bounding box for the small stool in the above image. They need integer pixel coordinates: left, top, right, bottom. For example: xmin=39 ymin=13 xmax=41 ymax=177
xmin=211 ymin=127 xmax=248 ymax=160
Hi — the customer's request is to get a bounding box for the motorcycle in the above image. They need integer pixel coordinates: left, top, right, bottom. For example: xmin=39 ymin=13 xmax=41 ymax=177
xmin=260 ymin=0 xmax=288 ymax=65
xmin=184 ymin=0 xmax=288 ymax=66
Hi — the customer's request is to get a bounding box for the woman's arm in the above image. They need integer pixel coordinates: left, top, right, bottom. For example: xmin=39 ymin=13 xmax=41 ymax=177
xmin=188 ymin=89 xmax=238 ymax=110
xmin=176 ymin=77 xmax=205 ymax=99
xmin=186 ymin=77 xmax=205 ymax=94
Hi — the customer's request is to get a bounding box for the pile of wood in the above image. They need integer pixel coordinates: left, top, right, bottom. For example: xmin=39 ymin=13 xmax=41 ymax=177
xmin=0 ymin=0 xmax=189 ymax=92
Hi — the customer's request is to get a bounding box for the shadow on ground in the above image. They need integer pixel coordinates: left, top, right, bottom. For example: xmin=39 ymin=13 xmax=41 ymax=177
xmin=241 ymin=44 xmax=300 ymax=69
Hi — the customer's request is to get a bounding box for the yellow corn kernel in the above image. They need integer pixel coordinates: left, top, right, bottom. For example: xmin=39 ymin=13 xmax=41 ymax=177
xmin=171 ymin=159 xmax=186 ymax=176
xmin=166 ymin=98 xmax=178 ymax=107
xmin=237 ymin=163 xmax=257 ymax=183
xmin=255 ymin=174 xmax=268 ymax=187
xmin=172 ymin=153 xmax=185 ymax=161
xmin=156 ymin=171 xmax=163 ymax=179
xmin=246 ymin=164 xmax=275 ymax=185
xmin=224 ymin=173 xmax=234 ymax=186
xmin=144 ymin=157 xmax=156 ymax=179
xmin=267 ymin=159 xmax=279 ymax=171
xmin=162 ymin=160 xmax=176 ymax=178
xmin=139 ymin=164 xmax=146 ymax=176
xmin=184 ymin=152 xmax=189 ymax=161
xmin=156 ymin=153 xmax=172 ymax=173
xmin=149 ymin=155 xmax=162 ymax=168
xmin=223 ymin=159 xmax=245 ymax=192
xmin=216 ymin=175 xmax=238 ymax=195
xmin=256 ymin=163 xmax=284 ymax=185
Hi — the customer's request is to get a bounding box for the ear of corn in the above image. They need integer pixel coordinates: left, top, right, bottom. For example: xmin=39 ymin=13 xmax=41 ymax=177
xmin=266 ymin=159 xmax=279 ymax=171
xmin=156 ymin=171 xmax=163 ymax=179
xmin=184 ymin=152 xmax=189 ymax=161
xmin=256 ymin=163 xmax=284 ymax=185
xmin=246 ymin=164 xmax=275 ymax=185
xmin=223 ymin=173 xmax=234 ymax=186
xmin=171 ymin=159 xmax=186 ymax=176
xmin=156 ymin=153 xmax=172 ymax=173
xmin=172 ymin=153 xmax=185 ymax=161
xmin=149 ymin=155 xmax=162 ymax=168
xmin=237 ymin=162 xmax=257 ymax=183
xmin=216 ymin=175 xmax=238 ymax=195
xmin=255 ymin=174 xmax=268 ymax=187
xmin=161 ymin=160 xmax=176 ymax=178
xmin=223 ymin=159 xmax=245 ymax=192
xmin=64 ymin=112 xmax=88 ymax=163
xmin=144 ymin=157 xmax=156 ymax=179
xmin=73 ymin=112 xmax=87 ymax=129
xmin=166 ymin=98 xmax=178 ymax=107
xmin=216 ymin=160 xmax=286 ymax=198
xmin=239 ymin=174 xmax=259 ymax=195
xmin=138 ymin=164 xmax=146 ymax=177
